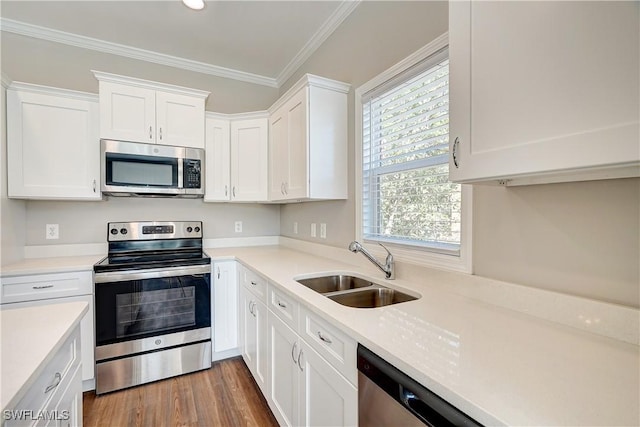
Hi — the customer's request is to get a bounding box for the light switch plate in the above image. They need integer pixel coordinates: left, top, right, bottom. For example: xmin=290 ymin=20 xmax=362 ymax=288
xmin=234 ymin=221 xmax=242 ymax=233
xmin=293 ymin=222 xmax=298 ymax=234
xmin=311 ymin=223 xmax=317 ymax=238
xmin=320 ymin=223 xmax=327 ymax=239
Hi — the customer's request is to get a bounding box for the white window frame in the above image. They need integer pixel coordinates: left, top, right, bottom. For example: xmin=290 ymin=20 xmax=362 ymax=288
xmin=355 ymin=33 xmax=473 ymax=273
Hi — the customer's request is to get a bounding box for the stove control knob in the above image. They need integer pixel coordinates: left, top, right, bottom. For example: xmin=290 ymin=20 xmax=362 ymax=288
xmin=194 ymin=226 xmax=201 ymax=233
xmin=186 ymin=227 xmax=193 ymax=233
xmin=120 ymin=228 xmax=128 ymax=235
xmin=110 ymin=228 xmax=118 ymax=235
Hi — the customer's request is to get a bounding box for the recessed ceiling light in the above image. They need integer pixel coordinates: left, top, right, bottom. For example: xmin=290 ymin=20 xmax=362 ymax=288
xmin=182 ymin=0 xmax=205 ymax=11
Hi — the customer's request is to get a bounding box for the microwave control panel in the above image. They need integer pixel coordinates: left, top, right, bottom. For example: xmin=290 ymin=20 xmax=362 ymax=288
xmin=183 ymin=159 xmax=202 ymax=189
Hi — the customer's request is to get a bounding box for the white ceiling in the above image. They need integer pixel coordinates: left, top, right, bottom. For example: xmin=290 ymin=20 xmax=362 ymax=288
xmin=0 ymin=1 xmax=360 ymax=87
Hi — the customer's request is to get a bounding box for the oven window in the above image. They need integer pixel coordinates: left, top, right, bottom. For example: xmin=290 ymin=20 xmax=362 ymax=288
xmin=116 ymin=287 xmax=196 ymax=339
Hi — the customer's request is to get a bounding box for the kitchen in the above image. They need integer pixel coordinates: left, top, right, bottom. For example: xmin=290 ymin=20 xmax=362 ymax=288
xmin=0 ymin=1 xmax=638 ymax=426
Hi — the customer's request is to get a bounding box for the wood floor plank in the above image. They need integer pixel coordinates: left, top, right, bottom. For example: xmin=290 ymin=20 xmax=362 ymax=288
xmin=83 ymin=357 xmax=278 ymax=427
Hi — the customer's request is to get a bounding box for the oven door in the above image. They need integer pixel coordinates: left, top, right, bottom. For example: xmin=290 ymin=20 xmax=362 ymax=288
xmin=94 ymin=265 xmax=210 ymax=357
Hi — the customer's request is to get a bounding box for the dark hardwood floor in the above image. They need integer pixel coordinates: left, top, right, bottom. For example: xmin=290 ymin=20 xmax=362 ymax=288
xmin=83 ymin=357 xmax=278 ymax=427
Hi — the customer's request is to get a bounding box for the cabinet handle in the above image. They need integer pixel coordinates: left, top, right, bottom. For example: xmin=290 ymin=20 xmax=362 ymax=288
xmin=159 ymin=127 xmax=163 ymax=140
xmin=249 ymin=301 xmax=255 ymax=316
xmin=297 ymin=349 xmax=304 ymax=371
xmin=233 ymin=186 xmax=236 ymax=198
xmin=317 ymin=331 xmax=332 ymax=344
xmin=250 ymin=281 xmax=257 ymax=286
xmin=45 ymin=372 xmax=62 ymax=393
xmin=33 ymin=284 xmax=54 ymax=290
xmin=280 ymin=183 xmax=285 ymax=195
xmin=284 ymin=182 xmax=288 ymax=195
xmin=452 ymin=137 xmax=460 ymax=168
xmin=217 ymin=267 xmax=220 ymax=279
xmin=149 ymin=126 xmax=153 ymax=140
xmin=277 ymin=300 xmax=287 ymax=309
xmin=93 ymin=179 xmax=97 ymax=193
xmin=225 ymin=185 xmax=228 ymax=197
xmin=291 ymin=341 xmax=298 ymax=364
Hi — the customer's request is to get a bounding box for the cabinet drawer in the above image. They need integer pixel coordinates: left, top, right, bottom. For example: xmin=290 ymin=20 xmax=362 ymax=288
xmin=0 ymin=271 xmax=92 ymax=304
xmin=300 ymin=307 xmax=357 ymax=385
xmin=14 ymin=327 xmax=80 ymax=417
xmin=269 ymin=286 xmax=298 ymax=331
xmin=240 ymin=265 xmax=267 ymax=303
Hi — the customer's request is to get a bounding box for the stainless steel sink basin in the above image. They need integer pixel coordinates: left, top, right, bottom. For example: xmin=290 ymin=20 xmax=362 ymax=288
xmin=295 ymin=273 xmax=419 ymax=308
xmin=327 ymin=288 xmax=417 ymax=308
xmin=296 ymin=275 xmax=373 ymax=294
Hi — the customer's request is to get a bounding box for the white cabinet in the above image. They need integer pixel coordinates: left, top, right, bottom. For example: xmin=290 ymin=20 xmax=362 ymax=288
xmin=212 ymin=261 xmax=239 ymax=360
xmin=268 ymin=311 xmax=357 ymax=427
xmin=449 ymin=1 xmax=640 ymax=185
xmin=269 ymin=74 xmax=349 ymax=202
xmin=238 ymin=267 xmax=268 ymax=395
xmin=205 ymin=114 xmax=269 ymax=202
xmin=8 ymin=324 xmax=83 ymax=427
xmin=1 ymin=272 xmax=95 ymax=384
xmin=94 ymin=71 xmax=209 ymax=148
xmin=6 ymin=83 xmax=101 ymax=200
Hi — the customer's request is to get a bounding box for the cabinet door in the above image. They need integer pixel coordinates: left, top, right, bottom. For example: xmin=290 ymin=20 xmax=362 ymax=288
xmin=156 ymin=91 xmax=205 ymax=148
xmin=284 ymin=87 xmax=309 ymax=199
xmin=204 ymin=118 xmax=231 ymax=201
xmin=231 ymin=118 xmax=268 ymax=201
xmin=239 ymin=286 xmax=257 ymax=373
xmin=269 ymin=109 xmax=288 ymax=201
xmin=212 ymin=261 xmax=238 ymax=355
xmin=7 ymin=89 xmax=101 ymax=200
xmin=254 ymin=299 xmax=269 ymax=395
xmin=269 ymin=312 xmax=300 ymax=427
xmin=99 ymin=81 xmax=155 ymax=144
xmin=449 ymin=1 xmax=640 ymax=183
xmin=299 ymin=342 xmax=357 ymax=427
xmin=3 ymin=295 xmax=95 ymax=382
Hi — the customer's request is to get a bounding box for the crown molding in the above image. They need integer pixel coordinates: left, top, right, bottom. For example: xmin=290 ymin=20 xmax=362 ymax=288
xmin=92 ymin=70 xmax=210 ymax=98
xmin=276 ymin=0 xmax=361 ymax=87
xmin=8 ymin=81 xmax=98 ymax=102
xmin=0 ymin=18 xmax=279 ymax=88
xmin=206 ymin=110 xmax=269 ymax=121
xmin=269 ymin=73 xmax=350 ymax=113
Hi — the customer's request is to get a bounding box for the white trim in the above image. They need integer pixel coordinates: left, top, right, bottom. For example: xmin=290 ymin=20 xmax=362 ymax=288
xmin=8 ymin=81 xmax=98 ymax=102
xmin=92 ymin=70 xmax=210 ymax=98
xmin=269 ymin=74 xmax=351 ymax=113
xmin=206 ymin=110 xmax=269 ymax=121
xmin=203 ymin=236 xmax=279 ymax=248
xmin=1 ymin=18 xmax=278 ymax=88
xmin=211 ymin=348 xmax=241 ymax=362
xmin=276 ymin=0 xmax=361 ymax=87
xmin=354 ymin=32 xmax=472 ymax=274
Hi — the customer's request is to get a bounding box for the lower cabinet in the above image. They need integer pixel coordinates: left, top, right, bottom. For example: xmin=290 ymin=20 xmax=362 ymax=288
xmin=212 ymin=261 xmax=239 ymax=361
xmin=269 ymin=307 xmax=357 ymax=427
xmin=9 ymin=325 xmax=83 ymax=427
xmin=239 ymin=283 xmax=269 ymax=395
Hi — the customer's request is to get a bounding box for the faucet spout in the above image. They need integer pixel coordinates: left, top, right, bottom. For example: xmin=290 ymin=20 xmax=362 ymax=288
xmin=348 ymin=241 xmax=395 ymax=280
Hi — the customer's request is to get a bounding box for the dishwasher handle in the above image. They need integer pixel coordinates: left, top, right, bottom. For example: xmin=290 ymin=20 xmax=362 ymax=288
xmin=400 ymin=386 xmax=451 ymax=427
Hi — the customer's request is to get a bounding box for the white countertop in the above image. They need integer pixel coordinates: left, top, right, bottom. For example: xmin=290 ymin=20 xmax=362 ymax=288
xmin=0 ymin=301 xmax=88 ymax=411
xmin=206 ymin=246 xmax=640 ymax=426
xmin=1 ymin=244 xmax=638 ymax=425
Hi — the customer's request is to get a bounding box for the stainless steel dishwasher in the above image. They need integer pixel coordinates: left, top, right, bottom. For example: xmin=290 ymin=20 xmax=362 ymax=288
xmin=358 ymin=345 xmax=482 ymax=426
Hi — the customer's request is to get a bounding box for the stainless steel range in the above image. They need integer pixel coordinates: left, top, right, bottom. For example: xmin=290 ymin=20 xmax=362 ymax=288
xmin=93 ymin=221 xmax=211 ymax=394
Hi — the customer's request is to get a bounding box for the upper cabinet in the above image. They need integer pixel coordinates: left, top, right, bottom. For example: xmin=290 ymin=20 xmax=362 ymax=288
xmin=7 ymin=83 xmax=101 ymax=200
xmin=449 ymin=1 xmax=640 ymax=185
xmin=93 ymin=71 xmax=209 ymax=148
xmin=269 ymin=74 xmax=350 ymax=201
xmin=204 ymin=113 xmax=269 ymax=202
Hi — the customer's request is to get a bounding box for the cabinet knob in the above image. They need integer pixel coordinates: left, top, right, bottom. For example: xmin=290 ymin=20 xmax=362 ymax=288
xmin=277 ymin=300 xmax=287 ymax=309
xmin=452 ymin=137 xmax=460 ymax=168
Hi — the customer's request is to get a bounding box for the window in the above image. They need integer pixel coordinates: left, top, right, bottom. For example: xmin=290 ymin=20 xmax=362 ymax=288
xmin=356 ymin=37 xmax=471 ymax=272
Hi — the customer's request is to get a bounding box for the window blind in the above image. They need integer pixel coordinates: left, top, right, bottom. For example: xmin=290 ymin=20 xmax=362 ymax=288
xmin=362 ymin=49 xmax=461 ymax=255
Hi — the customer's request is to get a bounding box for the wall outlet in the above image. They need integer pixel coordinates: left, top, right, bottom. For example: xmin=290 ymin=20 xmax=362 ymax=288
xmin=46 ymin=224 xmax=59 ymax=240
xmin=320 ymin=223 xmax=327 ymax=239
xmin=234 ymin=221 xmax=243 ymax=233
xmin=310 ymin=223 xmax=317 ymax=238
xmin=293 ymin=222 xmax=298 ymax=234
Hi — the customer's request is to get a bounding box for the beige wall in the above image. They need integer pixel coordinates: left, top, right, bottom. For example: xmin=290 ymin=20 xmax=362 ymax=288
xmin=278 ymin=1 xmax=640 ymax=308
xmin=0 ymin=84 xmax=27 ymax=265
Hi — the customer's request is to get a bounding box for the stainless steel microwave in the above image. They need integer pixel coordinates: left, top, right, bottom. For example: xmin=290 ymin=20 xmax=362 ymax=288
xmin=101 ymin=139 xmax=204 ymax=198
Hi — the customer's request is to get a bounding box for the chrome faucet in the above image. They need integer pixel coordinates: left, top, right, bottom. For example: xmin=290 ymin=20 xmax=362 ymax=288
xmin=348 ymin=241 xmax=395 ymax=280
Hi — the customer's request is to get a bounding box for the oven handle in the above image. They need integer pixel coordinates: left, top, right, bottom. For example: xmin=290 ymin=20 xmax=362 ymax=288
xmin=94 ymin=265 xmax=210 ymax=283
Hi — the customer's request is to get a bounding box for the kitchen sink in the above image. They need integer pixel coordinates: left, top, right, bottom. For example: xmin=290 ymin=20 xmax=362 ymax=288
xmin=296 ymin=274 xmax=374 ymax=294
xmin=295 ymin=274 xmax=418 ymax=308
xmin=327 ymin=288 xmax=417 ymax=308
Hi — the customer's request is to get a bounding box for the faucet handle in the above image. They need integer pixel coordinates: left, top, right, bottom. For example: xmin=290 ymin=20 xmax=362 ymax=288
xmin=378 ymin=243 xmax=393 ymax=261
